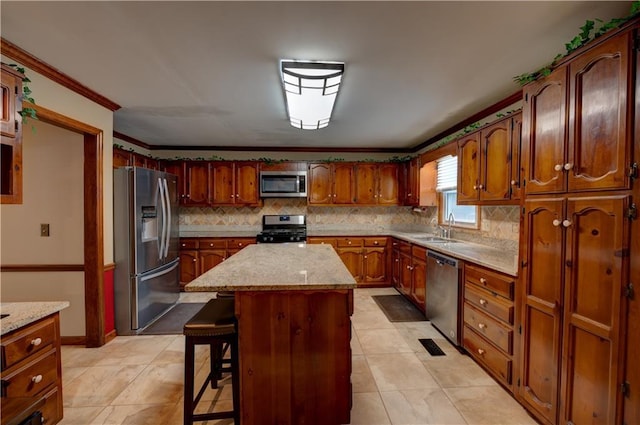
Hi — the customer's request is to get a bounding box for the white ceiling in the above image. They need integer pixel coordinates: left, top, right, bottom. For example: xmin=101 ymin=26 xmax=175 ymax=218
xmin=0 ymin=1 xmax=631 ymax=151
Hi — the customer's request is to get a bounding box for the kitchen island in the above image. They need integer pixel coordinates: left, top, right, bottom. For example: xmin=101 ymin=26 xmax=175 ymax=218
xmin=185 ymin=243 xmax=357 ymax=425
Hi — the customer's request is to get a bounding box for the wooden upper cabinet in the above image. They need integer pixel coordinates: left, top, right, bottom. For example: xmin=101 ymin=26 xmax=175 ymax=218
xmin=184 ymin=161 xmax=209 ymax=206
xmin=377 ymin=163 xmax=399 ymax=204
xmin=113 ymin=148 xmax=132 ymax=168
xmin=403 ymin=157 xmax=420 ymax=206
xmin=457 ymin=132 xmax=481 ymax=204
xmin=210 ymin=161 xmax=260 ymax=206
xmin=419 ymin=161 xmax=437 ymax=207
xmin=162 ymin=161 xmax=185 ymax=201
xmin=523 ymin=30 xmax=633 ymax=195
xmin=1 ymin=64 xmax=23 ymax=205
xmin=458 ymin=114 xmax=519 ymax=205
xmin=354 ymin=162 xmax=399 ymax=205
xmin=567 ymin=31 xmax=632 ymax=192
xmin=308 ymin=162 xmax=355 ymax=205
xmin=234 ymin=161 xmax=259 ymax=205
xmin=308 ymin=163 xmax=333 ymax=204
xmin=510 ymin=113 xmax=523 ymax=201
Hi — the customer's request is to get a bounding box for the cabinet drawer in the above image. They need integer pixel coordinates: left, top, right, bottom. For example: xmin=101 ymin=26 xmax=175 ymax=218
xmin=465 ymin=264 xmax=514 ymax=300
xmin=2 ymin=348 xmax=58 ymax=398
xmin=337 ymin=238 xmax=363 ymax=247
xmin=199 ymin=238 xmax=227 ymax=249
xmin=463 ymin=325 xmax=512 ymax=386
xmin=464 ymin=283 xmax=514 ymax=324
xmin=1 ymin=317 xmax=56 ymax=370
xmin=307 ymin=237 xmax=337 ymax=247
xmin=411 ymin=244 xmax=427 ymax=259
xmin=393 ymin=239 xmax=411 ymax=254
xmin=41 ymin=386 xmax=63 ymax=425
xmin=363 ymin=237 xmax=386 ymax=247
xmin=463 ymin=303 xmax=512 ymax=354
xmin=226 ymin=238 xmax=254 ymax=249
xmin=179 ymin=238 xmax=199 ymax=249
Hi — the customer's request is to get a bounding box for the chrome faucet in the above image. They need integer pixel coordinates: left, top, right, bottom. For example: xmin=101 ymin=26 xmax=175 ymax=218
xmin=447 ymin=212 xmax=455 ymax=239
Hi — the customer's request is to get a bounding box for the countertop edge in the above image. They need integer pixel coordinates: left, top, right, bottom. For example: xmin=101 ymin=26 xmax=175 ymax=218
xmin=0 ymin=301 xmax=70 ymax=336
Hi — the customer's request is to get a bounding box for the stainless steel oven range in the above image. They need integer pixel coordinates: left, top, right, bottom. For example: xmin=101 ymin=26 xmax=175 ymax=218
xmin=256 ymin=214 xmax=307 ymax=243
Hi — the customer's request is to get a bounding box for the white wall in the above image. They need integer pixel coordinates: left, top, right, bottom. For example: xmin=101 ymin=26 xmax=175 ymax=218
xmin=1 ymin=120 xmax=86 ymax=336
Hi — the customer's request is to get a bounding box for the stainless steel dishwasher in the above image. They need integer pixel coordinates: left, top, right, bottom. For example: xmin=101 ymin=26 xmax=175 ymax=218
xmin=426 ymin=250 xmax=462 ymax=346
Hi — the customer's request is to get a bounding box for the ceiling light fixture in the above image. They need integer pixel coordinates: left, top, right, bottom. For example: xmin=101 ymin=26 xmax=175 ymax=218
xmin=280 ymin=60 xmax=345 ymax=130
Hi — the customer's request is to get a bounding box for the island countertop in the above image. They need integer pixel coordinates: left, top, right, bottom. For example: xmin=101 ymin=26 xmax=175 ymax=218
xmin=185 ymin=243 xmax=357 ymax=291
xmin=0 ymin=301 xmax=69 ymax=336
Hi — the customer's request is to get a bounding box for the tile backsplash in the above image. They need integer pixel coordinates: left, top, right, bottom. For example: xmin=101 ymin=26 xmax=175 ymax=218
xmin=179 ymin=199 xmax=520 ymax=250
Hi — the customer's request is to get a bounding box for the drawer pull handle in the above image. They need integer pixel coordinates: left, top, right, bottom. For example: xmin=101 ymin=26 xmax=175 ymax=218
xmin=192 ymin=258 xmax=196 ymax=262
xmin=479 ymin=299 xmax=487 ymax=306
xmin=554 ymin=164 xmax=563 ymax=171
xmin=480 ymin=277 xmax=487 ymax=284
xmin=31 ymin=338 xmax=42 ymax=346
xmin=31 ymin=375 xmax=43 ymax=384
xmin=477 ymin=349 xmax=485 ymax=356
xmin=478 ymin=323 xmax=487 ymax=330
xmin=374 ymin=241 xmax=379 ymax=245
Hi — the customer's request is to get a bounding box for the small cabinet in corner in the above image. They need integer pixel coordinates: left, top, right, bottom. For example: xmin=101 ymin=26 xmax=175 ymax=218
xmin=1 ymin=63 xmax=23 ymax=204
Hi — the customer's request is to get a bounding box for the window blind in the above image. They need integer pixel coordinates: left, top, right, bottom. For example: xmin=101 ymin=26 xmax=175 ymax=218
xmin=436 ymin=155 xmax=457 ymax=191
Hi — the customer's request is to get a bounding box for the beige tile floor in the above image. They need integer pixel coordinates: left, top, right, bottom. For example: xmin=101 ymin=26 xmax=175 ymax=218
xmin=59 ymin=288 xmax=537 ymax=424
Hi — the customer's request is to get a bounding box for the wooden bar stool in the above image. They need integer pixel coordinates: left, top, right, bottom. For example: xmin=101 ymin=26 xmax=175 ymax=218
xmin=183 ymin=298 xmax=240 ymax=424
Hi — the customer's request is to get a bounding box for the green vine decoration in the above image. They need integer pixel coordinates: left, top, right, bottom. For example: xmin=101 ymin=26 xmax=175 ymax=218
xmin=3 ymin=63 xmax=38 ymax=124
xmin=514 ymin=1 xmax=640 ymax=86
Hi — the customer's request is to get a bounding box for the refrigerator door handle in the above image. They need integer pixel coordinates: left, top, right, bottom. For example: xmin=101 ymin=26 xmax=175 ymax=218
xmin=158 ymin=177 xmax=168 ymax=260
xmin=162 ymin=177 xmax=171 ymax=259
xmin=139 ymin=259 xmax=179 ymax=282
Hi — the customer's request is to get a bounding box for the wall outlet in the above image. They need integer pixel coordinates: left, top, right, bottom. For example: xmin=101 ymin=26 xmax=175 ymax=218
xmin=40 ymin=224 xmax=50 ymax=237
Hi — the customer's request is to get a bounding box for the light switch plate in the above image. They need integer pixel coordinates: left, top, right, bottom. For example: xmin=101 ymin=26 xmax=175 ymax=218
xmin=41 ymin=224 xmax=50 ymax=237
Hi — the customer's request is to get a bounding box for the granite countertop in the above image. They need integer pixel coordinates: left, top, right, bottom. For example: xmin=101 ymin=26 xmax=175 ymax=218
xmin=179 ymin=226 xmax=519 ymax=276
xmin=185 ymin=244 xmax=357 ymax=291
xmin=0 ymin=301 xmax=69 ymax=336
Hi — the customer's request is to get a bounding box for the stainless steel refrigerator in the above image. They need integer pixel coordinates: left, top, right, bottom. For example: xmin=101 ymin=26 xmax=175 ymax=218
xmin=113 ymin=167 xmax=180 ymax=335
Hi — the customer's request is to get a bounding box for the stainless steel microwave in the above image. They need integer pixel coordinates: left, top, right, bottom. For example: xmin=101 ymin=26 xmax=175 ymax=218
xmin=259 ymin=171 xmax=307 ymax=198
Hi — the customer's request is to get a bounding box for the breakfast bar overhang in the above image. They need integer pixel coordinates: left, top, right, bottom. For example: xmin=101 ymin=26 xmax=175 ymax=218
xmin=185 ymin=243 xmax=357 ymax=425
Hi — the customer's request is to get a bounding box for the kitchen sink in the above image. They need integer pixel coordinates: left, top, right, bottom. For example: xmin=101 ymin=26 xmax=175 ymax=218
xmin=413 ymin=236 xmax=459 ymax=243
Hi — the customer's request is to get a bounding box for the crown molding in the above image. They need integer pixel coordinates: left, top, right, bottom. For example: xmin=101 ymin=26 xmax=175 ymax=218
xmin=1 ymin=37 xmax=121 ymax=111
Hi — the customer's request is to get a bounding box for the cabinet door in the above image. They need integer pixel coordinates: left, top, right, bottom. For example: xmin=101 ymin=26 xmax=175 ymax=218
xmin=378 ymin=163 xmax=399 ymax=205
xmin=560 ymin=195 xmax=629 ymax=425
xmin=113 ymin=148 xmax=131 ymax=168
xmin=522 ymin=66 xmax=568 ymax=195
xmin=199 ymin=250 xmax=226 ymax=274
xmin=333 ymin=163 xmax=355 ymax=204
xmin=184 ymin=162 xmax=209 ymax=206
xmin=1 ymin=67 xmax=19 ymax=138
xmin=457 ymin=133 xmax=481 ymax=203
xmin=363 ymin=247 xmax=386 ymax=284
xmin=419 ymin=161 xmax=437 ymax=207
xmin=235 ymin=162 xmax=259 ymax=205
xmin=481 ymin=119 xmax=511 ymax=202
xmin=399 ymin=253 xmax=413 ymax=297
xmin=510 ymin=113 xmax=523 ymax=201
xmin=391 ymin=244 xmax=401 ymax=290
xmin=132 ymin=153 xmax=146 ymax=168
xmin=567 ymin=32 xmax=632 ymax=192
xmin=354 ymin=163 xmax=377 ymax=205
xmin=337 ymin=247 xmax=362 ymax=283
xmin=211 ymin=162 xmax=234 ymax=205
xmin=308 ymin=163 xmax=333 ymax=204
xmin=404 ymin=158 xmax=420 ymax=206
xmin=179 ymin=250 xmax=199 ymax=285
xmin=411 ymin=257 xmax=426 ymax=311
xmin=520 ymin=197 xmax=565 ymax=424
xmin=145 ymin=158 xmax=159 ymax=170
xmin=162 ymin=161 xmax=185 ymax=202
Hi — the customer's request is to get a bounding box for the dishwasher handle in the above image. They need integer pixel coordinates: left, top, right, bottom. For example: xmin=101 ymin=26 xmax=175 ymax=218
xmin=427 ymin=250 xmax=460 ymax=268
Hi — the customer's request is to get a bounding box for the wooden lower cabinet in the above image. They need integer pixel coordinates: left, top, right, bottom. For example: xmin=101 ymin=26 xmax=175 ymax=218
xmin=519 ymin=195 xmax=630 ymax=424
xmin=178 ymin=237 xmax=255 ymax=288
xmin=309 ymin=236 xmax=390 ymax=287
xmin=0 ymin=314 xmax=63 ymax=424
xmin=462 ymin=263 xmax=516 ymax=392
xmin=392 ymin=238 xmax=426 ymax=311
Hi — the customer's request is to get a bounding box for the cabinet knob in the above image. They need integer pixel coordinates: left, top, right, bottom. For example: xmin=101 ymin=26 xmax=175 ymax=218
xmin=473 ymin=185 xmax=478 ymax=190
xmin=210 ymin=243 xmax=214 ymax=247
xmin=407 ymin=194 xmax=412 ymax=197
xmin=554 ymin=164 xmax=563 ymax=171
xmin=348 ymin=241 xmax=352 ymax=245
xmin=238 ymin=243 xmax=243 ymax=247
xmin=231 ymin=194 xmax=235 ymax=198
xmin=374 ymin=241 xmax=379 ymax=245
xmin=477 ymin=349 xmax=485 ymax=356
xmin=478 ymin=323 xmax=487 ymax=330
xmin=479 ymin=277 xmax=487 ymax=284
xmin=30 ymin=338 xmax=42 ymax=346
xmin=395 ymin=259 xmax=399 ymax=262
xmin=364 ymin=255 xmax=368 ymax=259
xmin=552 ymin=219 xmax=562 ymax=227
xmin=479 ymin=298 xmax=487 ymax=306
xmin=186 ymin=194 xmax=190 ymax=198
xmin=478 ymin=184 xmax=484 ymax=190
xmin=236 ymin=194 xmax=240 ymax=197
xmin=181 ymin=243 xmax=186 ymax=247
xmin=193 ymin=258 xmax=197 ymax=262
xmin=562 ymin=219 xmax=572 ymax=228
xmin=31 ymin=375 xmax=43 ymax=384
xmin=510 ymin=180 xmax=517 ymax=186
xmin=564 ymin=163 xmax=573 ymax=171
